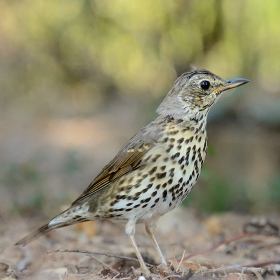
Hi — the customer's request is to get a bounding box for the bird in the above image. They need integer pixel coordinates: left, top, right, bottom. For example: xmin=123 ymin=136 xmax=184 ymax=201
xmin=15 ymin=67 xmax=249 ymax=276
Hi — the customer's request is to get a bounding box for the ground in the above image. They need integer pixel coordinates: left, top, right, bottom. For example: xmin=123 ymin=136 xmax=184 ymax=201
xmin=1 ymin=208 xmax=280 ymax=280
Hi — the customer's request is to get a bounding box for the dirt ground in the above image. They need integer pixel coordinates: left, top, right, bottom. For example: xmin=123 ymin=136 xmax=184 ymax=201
xmin=1 ymin=208 xmax=280 ymax=280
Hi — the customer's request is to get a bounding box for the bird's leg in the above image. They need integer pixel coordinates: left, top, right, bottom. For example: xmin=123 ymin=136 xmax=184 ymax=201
xmin=128 ymin=235 xmax=151 ymax=276
xmin=145 ymin=223 xmax=167 ymax=265
xmin=126 ymin=220 xmax=151 ymax=276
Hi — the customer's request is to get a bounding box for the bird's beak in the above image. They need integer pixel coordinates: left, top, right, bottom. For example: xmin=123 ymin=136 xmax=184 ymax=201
xmin=214 ymin=78 xmax=249 ymax=95
xmin=224 ymin=78 xmax=249 ymax=90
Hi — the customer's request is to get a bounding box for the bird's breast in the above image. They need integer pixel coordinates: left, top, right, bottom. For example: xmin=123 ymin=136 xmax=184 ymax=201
xmin=97 ymin=124 xmax=207 ymax=223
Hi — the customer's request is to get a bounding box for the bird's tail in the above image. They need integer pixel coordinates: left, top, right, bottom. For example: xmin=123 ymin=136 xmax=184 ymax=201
xmin=15 ymin=202 xmax=91 ymax=246
xmin=15 ymin=223 xmax=53 ymax=246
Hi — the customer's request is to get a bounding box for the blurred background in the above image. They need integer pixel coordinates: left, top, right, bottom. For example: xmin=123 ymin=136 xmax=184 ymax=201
xmin=0 ymin=0 xmax=280 ymax=221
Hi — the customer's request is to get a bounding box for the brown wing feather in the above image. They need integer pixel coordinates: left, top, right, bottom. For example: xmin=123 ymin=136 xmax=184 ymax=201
xmin=72 ymin=117 xmax=166 ymax=204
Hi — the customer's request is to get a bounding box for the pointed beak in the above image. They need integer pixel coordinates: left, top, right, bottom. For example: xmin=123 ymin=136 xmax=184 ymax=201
xmin=224 ymin=78 xmax=249 ymax=90
xmin=214 ymin=78 xmax=249 ymax=95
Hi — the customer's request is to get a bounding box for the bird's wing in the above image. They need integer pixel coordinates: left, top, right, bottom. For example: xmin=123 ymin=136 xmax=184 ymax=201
xmin=72 ymin=118 xmax=166 ymax=203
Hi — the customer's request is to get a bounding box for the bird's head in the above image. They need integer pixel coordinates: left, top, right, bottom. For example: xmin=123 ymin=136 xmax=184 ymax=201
xmin=157 ymin=67 xmax=249 ymax=120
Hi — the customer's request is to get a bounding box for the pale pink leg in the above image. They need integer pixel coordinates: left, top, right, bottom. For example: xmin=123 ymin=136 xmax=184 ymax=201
xmin=145 ymin=224 xmax=167 ymax=265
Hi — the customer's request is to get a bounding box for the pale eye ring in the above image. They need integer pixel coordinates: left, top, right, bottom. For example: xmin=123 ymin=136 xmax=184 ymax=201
xmin=200 ymin=80 xmax=210 ymax=90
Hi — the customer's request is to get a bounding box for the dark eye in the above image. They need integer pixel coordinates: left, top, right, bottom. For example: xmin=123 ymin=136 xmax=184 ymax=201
xmin=200 ymin=80 xmax=210 ymax=90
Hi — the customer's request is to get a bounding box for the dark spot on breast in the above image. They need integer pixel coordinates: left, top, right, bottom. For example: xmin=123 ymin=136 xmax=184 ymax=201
xmin=177 ymin=145 xmax=182 ymax=150
xmin=162 ymin=183 xmax=167 ymax=188
xmin=151 ymin=191 xmax=157 ymax=197
xmin=142 ymin=187 xmax=149 ymax=193
xmin=142 ymin=204 xmax=148 ymax=208
xmin=177 ymin=138 xmax=184 ymax=144
xmin=167 ymin=144 xmax=174 ymax=153
xmin=149 ymin=166 xmax=157 ymax=175
xmin=154 ymin=197 xmax=160 ymax=203
xmin=182 ymin=127 xmax=190 ymax=133
xmin=126 ymin=202 xmax=133 ymax=206
xmin=203 ymin=138 xmax=208 ymax=152
xmin=161 ymin=165 xmax=166 ymax=171
xmin=145 ymin=155 xmax=151 ymax=161
xmin=156 ymin=184 xmax=161 ymax=189
xmin=110 ymin=201 xmax=116 ymax=206
xmin=116 ymin=195 xmax=126 ymax=200
xmin=163 ymin=190 xmax=167 ymax=199
xmin=119 ymin=179 xmax=125 ymax=185
xmin=152 ymin=154 xmax=161 ymax=163
xmin=136 ymin=178 xmax=143 ymax=184
xmin=156 ymin=172 xmax=166 ymax=179
xmin=171 ymin=152 xmax=180 ymax=160
xmin=168 ymin=179 xmax=173 ymax=184
xmin=134 ymin=204 xmax=140 ymax=208
xmin=168 ymin=130 xmax=179 ymax=135
xmin=150 ymin=177 xmax=155 ymax=182
xmin=178 ymin=156 xmax=184 ymax=164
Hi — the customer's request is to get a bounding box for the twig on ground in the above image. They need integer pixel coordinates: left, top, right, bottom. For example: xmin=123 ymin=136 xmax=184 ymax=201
xmin=183 ymin=233 xmax=251 ymax=260
xmin=202 ymin=264 xmax=263 ymax=275
xmin=176 ymin=250 xmax=185 ymax=272
xmin=47 ymin=249 xmax=153 ymax=267
xmin=89 ymin=254 xmax=119 ymax=274
xmin=244 ymin=259 xmax=280 ymax=267
xmin=163 ymin=275 xmax=182 ymax=279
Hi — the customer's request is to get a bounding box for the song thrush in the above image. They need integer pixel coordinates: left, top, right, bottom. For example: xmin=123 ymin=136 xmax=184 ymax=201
xmin=16 ymin=67 xmax=249 ymax=276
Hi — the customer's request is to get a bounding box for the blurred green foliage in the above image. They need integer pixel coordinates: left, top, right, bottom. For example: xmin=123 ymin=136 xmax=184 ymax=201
xmin=1 ymin=0 xmax=280 ymax=116
xmin=0 ymin=0 xmax=280 ymax=215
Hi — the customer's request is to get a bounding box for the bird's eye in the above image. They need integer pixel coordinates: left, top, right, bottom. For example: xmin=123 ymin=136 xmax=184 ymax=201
xmin=200 ymin=80 xmax=210 ymax=90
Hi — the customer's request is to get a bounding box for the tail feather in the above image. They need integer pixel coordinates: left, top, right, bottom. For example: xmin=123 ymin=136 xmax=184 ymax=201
xmin=15 ymin=203 xmax=92 ymax=246
xmin=15 ymin=224 xmax=52 ymax=246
